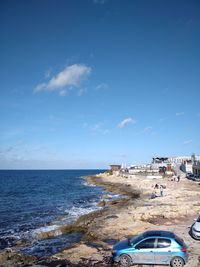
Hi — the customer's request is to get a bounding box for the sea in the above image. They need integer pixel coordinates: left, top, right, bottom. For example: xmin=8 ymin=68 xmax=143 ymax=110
xmin=0 ymin=169 xmax=115 ymax=257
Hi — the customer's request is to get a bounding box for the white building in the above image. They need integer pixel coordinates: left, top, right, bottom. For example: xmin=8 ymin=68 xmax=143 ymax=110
xmin=193 ymin=161 xmax=200 ymax=176
xmin=180 ymin=160 xmax=193 ymax=173
xmin=168 ymin=155 xmax=200 ymax=164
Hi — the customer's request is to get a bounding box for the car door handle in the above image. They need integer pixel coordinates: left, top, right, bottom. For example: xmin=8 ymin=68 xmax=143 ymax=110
xmin=168 ymin=250 xmax=171 ymax=252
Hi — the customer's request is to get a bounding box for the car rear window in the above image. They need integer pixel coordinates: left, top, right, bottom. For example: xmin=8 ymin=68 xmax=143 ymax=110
xmin=157 ymin=238 xmax=171 ymax=248
xmin=174 ymin=235 xmax=186 ymax=247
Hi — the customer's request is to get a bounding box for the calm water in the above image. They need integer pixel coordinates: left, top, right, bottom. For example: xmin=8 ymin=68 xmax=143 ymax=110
xmin=0 ymin=169 xmax=105 ymax=254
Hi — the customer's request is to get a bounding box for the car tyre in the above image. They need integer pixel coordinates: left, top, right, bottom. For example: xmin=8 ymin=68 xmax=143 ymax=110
xmin=170 ymin=256 xmax=184 ymax=267
xmin=119 ymin=254 xmax=132 ymax=267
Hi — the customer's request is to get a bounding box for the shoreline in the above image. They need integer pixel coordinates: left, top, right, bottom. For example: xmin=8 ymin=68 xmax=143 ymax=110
xmin=1 ymin=172 xmax=200 ymax=266
xmin=55 ymin=172 xmax=200 ymax=266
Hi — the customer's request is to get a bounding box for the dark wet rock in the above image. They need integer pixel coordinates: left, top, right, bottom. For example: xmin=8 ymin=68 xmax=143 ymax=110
xmin=85 ymin=242 xmax=104 ymax=249
xmin=0 ymin=238 xmax=8 ymax=250
xmin=85 ymin=176 xmax=141 ymax=199
xmin=105 ymin=215 xmax=118 ymax=220
xmin=77 ymin=254 xmax=114 ymax=267
xmin=103 ymin=239 xmax=118 ymax=245
xmin=37 ymin=258 xmax=76 ymax=267
xmin=97 ymin=200 xmax=106 ymax=207
xmin=0 ymin=237 xmax=18 ymax=249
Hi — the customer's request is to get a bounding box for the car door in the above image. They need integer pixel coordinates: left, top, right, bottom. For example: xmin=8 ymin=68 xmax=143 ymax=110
xmin=154 ymin=238 xmax=172 ymax=264
xmin=133 ymin=238 xmax=156 ymax=264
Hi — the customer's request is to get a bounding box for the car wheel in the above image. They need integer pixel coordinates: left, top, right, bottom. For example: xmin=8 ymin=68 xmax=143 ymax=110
xmin=119 ymin=254 xmax=132 ymax=267
xmin=170 ymin=256 xmax=184 ymax=267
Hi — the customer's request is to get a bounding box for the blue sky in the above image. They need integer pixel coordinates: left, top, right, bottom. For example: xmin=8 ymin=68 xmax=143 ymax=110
xmin=0 ymin=0 xmax=200 ymax=169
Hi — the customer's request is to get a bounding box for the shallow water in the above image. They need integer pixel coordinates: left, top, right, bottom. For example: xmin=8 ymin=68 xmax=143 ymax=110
xmin=21 ymin=232 xmax=83 ymax=257
xmin=0 ymin=169 xmax=105 ymax=252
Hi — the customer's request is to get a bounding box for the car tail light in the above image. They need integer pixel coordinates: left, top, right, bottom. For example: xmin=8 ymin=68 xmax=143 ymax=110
xmin=181 ymin=247 xmax=187 ymax=252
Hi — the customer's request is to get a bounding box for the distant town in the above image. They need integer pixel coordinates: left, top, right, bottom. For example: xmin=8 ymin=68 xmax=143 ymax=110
xmin=110 ymin=154 xmax=200 ymax=180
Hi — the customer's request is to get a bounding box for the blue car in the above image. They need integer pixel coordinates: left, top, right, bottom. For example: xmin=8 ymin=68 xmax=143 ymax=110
xmin=112 ymin=230 xmax=188 ymax=267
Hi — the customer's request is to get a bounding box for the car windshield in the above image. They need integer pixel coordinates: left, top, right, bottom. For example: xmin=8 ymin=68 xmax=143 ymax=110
xmin=130 ymin=233 xmax=144 ymax=245
xmin=197 ymin=216 xmax=200 ymax=222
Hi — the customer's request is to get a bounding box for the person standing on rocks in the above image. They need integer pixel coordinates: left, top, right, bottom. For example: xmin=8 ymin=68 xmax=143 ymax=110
xmin=160 ymin=185 xmax=164 ymax=197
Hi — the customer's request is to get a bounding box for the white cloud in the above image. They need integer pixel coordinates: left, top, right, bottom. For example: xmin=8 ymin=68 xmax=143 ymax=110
xmin=176 ymin=112 xmax=184 ymax=116
xmin=117 ymin=117 xmax=136 ymax=128
xmin=34 ymin=64 xmax=91 ymax=95
xmin=183 ymin=139 xmax=192 ymax=145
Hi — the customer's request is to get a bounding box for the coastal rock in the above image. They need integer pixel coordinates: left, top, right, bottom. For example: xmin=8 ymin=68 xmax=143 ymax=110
xmin=0 ymin=250 xmax=36 ymax=267
xmin=55 ymin=244 xmax=99 ymax=264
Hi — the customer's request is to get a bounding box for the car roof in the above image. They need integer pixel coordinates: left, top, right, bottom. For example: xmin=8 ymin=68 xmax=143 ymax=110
xmin=142 ymin=230 xmax=175 ymax=238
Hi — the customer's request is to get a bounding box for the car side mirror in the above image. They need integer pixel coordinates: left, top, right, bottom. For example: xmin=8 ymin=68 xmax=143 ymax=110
xmin=194 ymin=218 xmax=197 ymax=221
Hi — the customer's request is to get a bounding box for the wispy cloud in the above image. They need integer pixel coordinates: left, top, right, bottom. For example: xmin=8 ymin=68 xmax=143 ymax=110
xmin=59 ymin=90 xmax=68 ymax=97
xmin=83 ymin=122 xmax=109 ymax=135
xmin=183 ymin=139 xmax=192 ymax=145
xmin=44 ymin=68 xmax=52 ymax=79
xmin=95 ymin=83 xmax=109 ymax=91
xmin=143 ymin=126 xmax=153 ymax=133
xmin=117 ymin=117 xmax=136 ymax=128
xmin=77 ymin=88 xmax=87 ymax=96
xmin=34 ymin=64 xmax=91 ymax=95
xmin=90 ymin=122 xmax=109 ymax=135
xmin=159 ymin=117 xmax=168 ymax=123
xmin=176 ymin=112 xmax=184 ymax=116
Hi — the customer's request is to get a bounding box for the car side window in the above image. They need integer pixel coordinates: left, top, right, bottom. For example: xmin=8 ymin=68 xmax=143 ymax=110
xmin=136 ymin=238 xmax=156 ymax=249
xmin=157 ymin=238 xmax=171 ymax=248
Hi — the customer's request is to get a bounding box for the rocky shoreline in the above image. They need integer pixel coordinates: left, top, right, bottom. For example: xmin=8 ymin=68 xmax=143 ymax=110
xmin=0 ymin=172 xmax=200 ymax=267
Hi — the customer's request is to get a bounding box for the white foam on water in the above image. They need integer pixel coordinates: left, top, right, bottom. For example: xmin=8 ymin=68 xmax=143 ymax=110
xmin=81 ymin=180 xmax=97 ymax=187
xmin=66 ymin=204 xmax=101 ymax=220
xmin=32 ymin=224 xmax=62 ymax=238
xmin=31 ymin=203 xmax=101 ymax=240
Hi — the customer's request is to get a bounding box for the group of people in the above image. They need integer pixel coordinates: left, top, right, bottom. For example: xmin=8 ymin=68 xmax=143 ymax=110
xmin=150 ymin=183 xmax=165 ymax=199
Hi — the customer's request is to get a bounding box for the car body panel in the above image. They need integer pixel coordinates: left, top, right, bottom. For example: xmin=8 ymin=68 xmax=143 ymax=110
xmin=112 ymin=230 xmax=188 ymax=265
xmin=191 ymin=216 xmax=200 ymax=239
